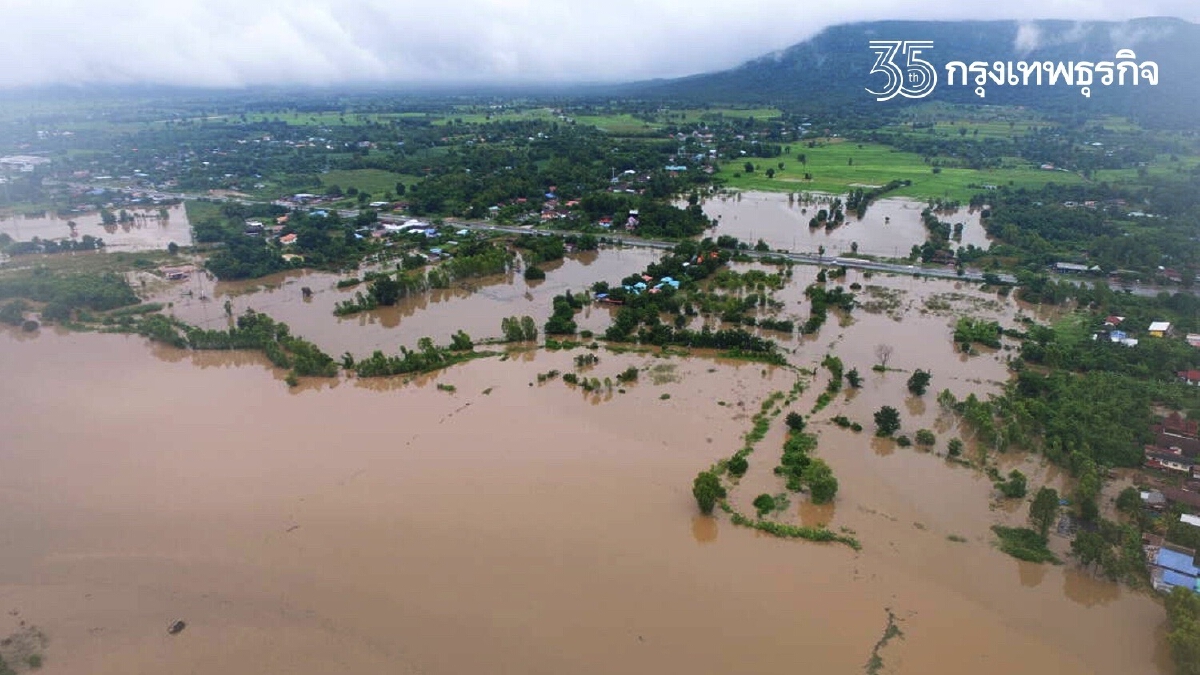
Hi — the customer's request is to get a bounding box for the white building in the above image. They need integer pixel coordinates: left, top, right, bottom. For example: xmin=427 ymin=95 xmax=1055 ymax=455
xmin=0 ymin=155 xmax=50 ymax=172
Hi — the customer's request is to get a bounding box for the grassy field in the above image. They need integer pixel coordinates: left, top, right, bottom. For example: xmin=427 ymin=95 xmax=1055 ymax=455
xmin=672 ymin=107 xmax=783 ymax=123
xmin=184 ymin=199 xmax=224 ymax=224
xmin=318 ymin=169 xmax=419 ymax=196
xmin=886 ymin=118 xmax=1050 ymax=141
xmin=572 ymin=113 xmax=660 ymax=135
xmin=433 ymin=108 xmax=558 ymax=126
xmin=432 ymin=106 xmax=781 ymax=135
xmin=435 ymin=108 xmax=661 ymax=135
xmin=239 ymin=112 xmax=435 ymax=126
xmin=0 ymin=248 xmax=175 ymax=277
xmin=717 ymin=138 xmax=1082 ymax=201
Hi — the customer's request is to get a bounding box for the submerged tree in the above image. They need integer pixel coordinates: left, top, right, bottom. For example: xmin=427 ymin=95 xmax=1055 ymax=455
xmin=997 ymin=469 xmax=1028 ymax=498
xmin=753 ymin=493 xmax=776 ymax=516
xmin=846 ymin=368 xmax=862 ymax=388
xmin=693 ymin=470 xmax=726 ymax=515
xmin=1029 ymin=487 xmax=1060 ymax=538
xmin=875 ymin=344 xmax=894 ymax=369
xmin=906 ymin=369 xmax=932 ymax=396
xmin=874 ymin=406 xmax=901 ymax=437
xmin=804 ymin=458 xmax=839 ymax=504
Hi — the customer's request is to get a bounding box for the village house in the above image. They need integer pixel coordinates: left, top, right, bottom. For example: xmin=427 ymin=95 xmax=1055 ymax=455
xmin=0 ymin=155 xmax=50 ymax=172
xmin=1145 ymin=535 xmax=1200 ymax=594
xmin=1180 ymin=370 xmax=1200 ymax=387
xmin=159 ymin=265 xmax=195 ymax=281
xmin=1162 ymin=411 xmax=1200 ymax=438
xmin=1146 ymin=447 xmax=1196 ymax=474
xmin=1054 ymin=262 xmax=1101 ymax=274
xmin=1141 ymin=489 xmax=1168 ymax=511
xmin=1149 ymin=321 xmax=1173 ymax=338
xmin=1162 ymin=488 xmax=1200 ymax=512
xmin=1145 ymin=412 xmax=1200 ymax=476
xmin=1104 ymin=329 xmax=1138 ymax=347
xmin=1187 ymin=334 xmax=1200 ymax=349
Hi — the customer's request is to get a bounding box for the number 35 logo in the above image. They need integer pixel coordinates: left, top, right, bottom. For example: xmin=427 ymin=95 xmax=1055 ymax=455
xmin=866 ymin=40 xmax=938 ymax=101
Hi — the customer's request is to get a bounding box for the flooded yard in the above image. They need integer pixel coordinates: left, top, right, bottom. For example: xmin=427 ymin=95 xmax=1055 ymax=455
xmin=0 ymin=204 xmax=192 ymax=252
xmin=0 ymin=329 xmax=1170 ymax=675
xmin=695 ymin=191 xmax=990 ymax=257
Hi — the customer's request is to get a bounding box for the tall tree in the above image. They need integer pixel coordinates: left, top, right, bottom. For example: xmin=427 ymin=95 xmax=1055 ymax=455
xmin=1167 ymin=586 xmax=1200 ymax=675
xmin=1029 ymin=487 xmax=1060 ymax=538
xmin=1071 ymin=530 xmax=1107 ymax=570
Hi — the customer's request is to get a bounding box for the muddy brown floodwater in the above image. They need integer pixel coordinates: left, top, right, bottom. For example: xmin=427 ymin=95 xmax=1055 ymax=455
xmin=695 ymin=191 xmax=990 ymax=257
xmin=0 ymin=324 xmax=1171 ymax=675
xmin=0 ymin=204 xmax=192 ymax=252
xmin=151 ymin=246 xmax=661 ymax=356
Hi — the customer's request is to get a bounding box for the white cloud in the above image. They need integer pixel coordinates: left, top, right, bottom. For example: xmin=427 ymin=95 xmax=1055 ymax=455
xmin=0 ymin=0 xmax=1196 ymax=87
xmin=1014 ymin=23 xmax=1044 ymax=54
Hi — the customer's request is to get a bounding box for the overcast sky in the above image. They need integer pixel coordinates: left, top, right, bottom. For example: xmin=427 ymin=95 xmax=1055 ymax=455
xmin=1 ymin=0 xmax=1196 ymax=88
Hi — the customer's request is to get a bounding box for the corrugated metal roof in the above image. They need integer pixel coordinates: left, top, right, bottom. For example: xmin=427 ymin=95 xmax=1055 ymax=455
xmin=1158 ymin=547 xmax=1200 ymax=576
xmin=1162 ymin=569 xmax=1197 ymax=589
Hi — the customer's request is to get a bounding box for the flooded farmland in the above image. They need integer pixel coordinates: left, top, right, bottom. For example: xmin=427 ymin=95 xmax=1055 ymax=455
xmin=696 ymin=191 xmax=991 ymax=257
xmin=0 ymin=191 xmax=1172 ymax=675
xmin=151 ymin=246 xmax=661 ymax=356
xmin=0 ymin=327 xmax=1170 ymax=675
xmin=0 ymin=204 xmax=192 ymax=252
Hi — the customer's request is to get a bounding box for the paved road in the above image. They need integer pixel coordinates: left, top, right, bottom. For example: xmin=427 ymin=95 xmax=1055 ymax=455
xmin=413 ymin=217 xmax=1016 ymax=285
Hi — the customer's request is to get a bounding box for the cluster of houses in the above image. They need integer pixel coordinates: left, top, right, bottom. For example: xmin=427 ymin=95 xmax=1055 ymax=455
xmin=1092 ymin=316 xmax=1187 ymax=348
xmin=244 ymin=215 xmax=292 ymax=240
xmin=0 ymin=155 xmax=51 ymax=173
xmin=1053 ymin=259 xmax=1196 ymax=286
xmin=537 ymin=189 xmax=580 ymax=222
xmin=594 ymin=274 xmax=682 ymax=304
xmin=1140 ymin=413 xmax=1200 ymax=594
xmin=1143 ymin=412 xmax=1200 ymax=476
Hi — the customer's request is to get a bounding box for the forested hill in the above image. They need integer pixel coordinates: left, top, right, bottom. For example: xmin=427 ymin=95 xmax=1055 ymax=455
xmin=629 ymin=17 xmax=1200 ymax=126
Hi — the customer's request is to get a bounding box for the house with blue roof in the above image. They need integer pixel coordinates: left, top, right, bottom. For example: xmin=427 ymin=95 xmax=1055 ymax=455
xmin=1148 ymin=539 xmax=1200 ymax=593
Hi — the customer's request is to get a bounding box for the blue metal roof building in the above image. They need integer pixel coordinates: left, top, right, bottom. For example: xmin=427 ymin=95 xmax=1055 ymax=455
xmin=1153 ymin=546 xmax=1200 ymax=593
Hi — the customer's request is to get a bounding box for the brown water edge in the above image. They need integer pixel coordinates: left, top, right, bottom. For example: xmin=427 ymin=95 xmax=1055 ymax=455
xmin=0 ymin=329 xmax=1170 ymax=675
xmin=148 ymin=247 xmax=660 ymax=356
xmin=0 ymin=204 xmax=191 ymax=252
xmin=694 ymin=191 xmax=990 ymax=257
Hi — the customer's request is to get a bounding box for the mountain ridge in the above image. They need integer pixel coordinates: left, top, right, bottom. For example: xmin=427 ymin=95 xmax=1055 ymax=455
xmin=628 ymin=17 xmax=1200 ymax=126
